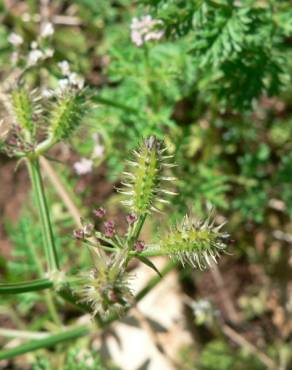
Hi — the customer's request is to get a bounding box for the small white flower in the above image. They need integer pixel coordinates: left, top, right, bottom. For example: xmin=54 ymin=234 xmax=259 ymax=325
xmin=57 ymin=78 xmax=70 ymax=92
xmin=74 ymin=158 xmax=93 ymax=175
xmin=58 ymin=60 xmax=71 ymax=76
xmin=22 ymin=13 xmax=31 ymax=22
xmin=30 ymin=41 xmax=38 ymax=49
xmin=144 ymin=30 xmax=164 ymax=42
xmin=27 ymin=49 xmax=43 ymax=66
xmin=92 ymin=133 xmax=104 ymax=158
xmin=8 ymin=32 xmax=23 ymax=47
xmin=40 ymin=22 xmax=54 ymax=38
xmin=68 ymin=73 xmax=84 ymax=89
xmin=92 ymin=144 xmax=104 ymax=158
xmin=191 ymin=299 xmax=217 ymax=325
xmin=130 ymin=15 xmax=164 ymax=47
xmin=44 ymin=48 xmax=54 ymax=58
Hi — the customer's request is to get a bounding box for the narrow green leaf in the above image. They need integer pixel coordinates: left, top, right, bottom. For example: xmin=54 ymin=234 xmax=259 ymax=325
xmin=137 ymin=255 xmax=162 ymax=277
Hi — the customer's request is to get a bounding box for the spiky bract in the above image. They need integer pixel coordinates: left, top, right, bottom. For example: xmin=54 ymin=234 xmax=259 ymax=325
xmin=119 ymin=135 xmax=176 ymax=215
xmin=160 ymin=215 xmax=230 ymax=269
xmin=48 ymin=90 xmax=86 ymax=142
xmin=74 ymin=250 xmax=133 ymax=317
xmin=11 ymin=88 xmax=35 ymax=138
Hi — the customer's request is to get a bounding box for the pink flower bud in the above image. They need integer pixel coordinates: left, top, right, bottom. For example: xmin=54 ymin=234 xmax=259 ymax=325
xmin=105 ymin=228 xmax=115 ymax=238
xmin=104 ymin=220 xmax=115 ymax=229
xmin=135 ymin=240 xmax=145 ymax=252
xmin=126 ymin=213 xmax=137 ymax=224
xmin=73 ymin=229 xmax=84 ymax=240
xmin=93 ymin=207 xmax=106 ymax=218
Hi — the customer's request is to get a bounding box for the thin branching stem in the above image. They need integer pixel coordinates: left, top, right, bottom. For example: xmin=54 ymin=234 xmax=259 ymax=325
xmin=26 ymin=157 xmax=60 ymax=272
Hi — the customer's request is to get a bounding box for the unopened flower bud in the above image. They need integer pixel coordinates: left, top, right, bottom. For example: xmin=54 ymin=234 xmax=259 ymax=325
xmin=135 ymin=240 xmax=145 ymax=252
xmin=104 ymin=220 xmax=115 ymax=229
xmin=126 ymin=213 xmax=137 ymax=224
xmin=93 ymin=207 xmax=106 ymax=218
xmin=73 ymin=229 xmax=84 ymax=240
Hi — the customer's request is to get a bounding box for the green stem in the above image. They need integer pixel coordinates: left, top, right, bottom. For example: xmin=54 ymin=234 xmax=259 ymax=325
xmin=129 ymin=214 xmax=147 ymax=245
xmin=34 ymin=136 xmax=56 ymax=157
xmin=83 ymin=240 xmax=117 ymax=254
xmin=0 ymin=328 xmax=49 ymax=340
xmin=25 ymin=223 xmax=61 ymax=326
xmin=0 ymin=278 xmax=53 ymax=294
xmin=0 ymin=326 xmax=89 ymax=361
xmin=27 ymin=157 xmax=60 ymax=272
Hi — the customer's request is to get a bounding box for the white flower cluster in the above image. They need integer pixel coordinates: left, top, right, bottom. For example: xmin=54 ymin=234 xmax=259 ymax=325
xmin=73 ymin=133 xmax=105 ymax=175
xmin=27 ymin=45 xmax=54 ymax=66
xmin=190 ymin=299 xmax=218 ymax=325
xmin=42 ymin=60 xmax=85 ymax=98
xmin=73 ymin=158 xmax=93 ymax=176
xmin=40 ymin=22 xmax=55 ymax=38
xmin=8 ymin=32 xmax=23 ymax=46
xmin=57 ymin=60 xmax=85 ymax=92
xmin=130 ymin=15 xmax=164 ymax=47
xmin=8 ymin=22 xmax=55 ymax=67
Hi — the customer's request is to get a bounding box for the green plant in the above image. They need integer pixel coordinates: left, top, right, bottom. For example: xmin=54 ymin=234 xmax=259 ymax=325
xmin=0 ymin=86 xmax=230 ymax=359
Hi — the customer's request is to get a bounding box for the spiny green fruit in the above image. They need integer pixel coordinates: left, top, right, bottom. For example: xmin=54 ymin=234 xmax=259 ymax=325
xmin=75 ymin=249 xmax=133 ymax=317
xmin=11 ymin=88 xmax=35 ymax=138
xmin=119 ymin=136 xmax=176 ymax=215
xmin=48 ymin=91 xmax=86 ymax=141
xmin=159 ymin=214 xmax=230 ymax=269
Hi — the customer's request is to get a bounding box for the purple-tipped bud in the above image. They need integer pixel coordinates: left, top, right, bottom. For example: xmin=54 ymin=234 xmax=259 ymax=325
xmin=135 ymin=240 xmax=145 ymax=252
xmin=73 ymin=229 xmax=84 ymax=240
xmin=126 ymin=213 xmax=137 ymax=224
xmin=104 ymin=220 xmax=115 ymax=229
xmin=93 ymin=207 xmax=106 ymax=218
xmin=105 ymin=228 xmax=115 ymax=238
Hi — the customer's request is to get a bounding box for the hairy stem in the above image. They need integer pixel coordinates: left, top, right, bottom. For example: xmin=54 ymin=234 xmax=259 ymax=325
xmin=27 ymin=157 xmax=60 ymax=272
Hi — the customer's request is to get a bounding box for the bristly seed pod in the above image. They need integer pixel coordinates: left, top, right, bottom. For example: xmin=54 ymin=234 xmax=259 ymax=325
xmin=118 ymin=136 xmax=176 ymax=215
xmin=11 ymin=88 xmax=35 ymax=138
xmin=48 ymin=90 xmax=86 ymax=142
xmin=74 ymin=250 xmax=133 ymax=317
xmin=159 ymin=214 xmax=230 ymax=270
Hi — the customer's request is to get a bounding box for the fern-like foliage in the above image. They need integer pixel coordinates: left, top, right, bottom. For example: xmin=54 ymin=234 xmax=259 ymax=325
xmin=142 ymin=0 xmax=291 ymax=109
